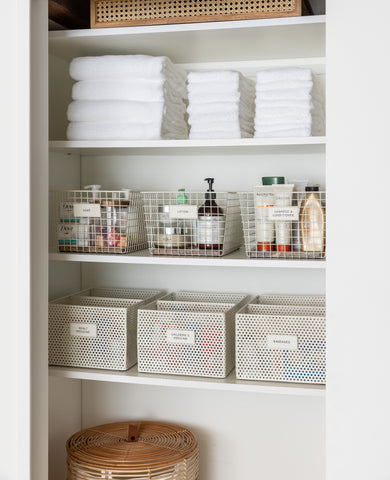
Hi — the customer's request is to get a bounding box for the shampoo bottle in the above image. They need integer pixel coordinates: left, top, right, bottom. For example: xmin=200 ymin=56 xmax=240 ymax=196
xmin=299 ymin=185 xmax=325 ymax=253
xmin=196 ymin=178 xmax=225 ymax=251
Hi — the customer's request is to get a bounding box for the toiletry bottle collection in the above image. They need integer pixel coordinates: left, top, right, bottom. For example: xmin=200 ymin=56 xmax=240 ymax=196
xmin=253 ymin=176 xmax=326 ymax=256
xmin=55 ymin=176 xmax=326 ymax=259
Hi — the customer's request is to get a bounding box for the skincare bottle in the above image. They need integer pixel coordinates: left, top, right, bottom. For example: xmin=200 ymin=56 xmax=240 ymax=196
xmin=299 ymin=185 xmax=325 ymax=253
xmin=197 ymin=178 xmax=225 ymax=251
xmin=83 ymin=185 xmax=101 ymax=248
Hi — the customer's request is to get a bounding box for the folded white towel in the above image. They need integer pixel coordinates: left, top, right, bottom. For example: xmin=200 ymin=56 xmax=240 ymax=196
xmin=188 ymin=80 xmax=255 ymax=96
xmin=256 ymin=88 xmax=312 ymax=101
xmin=256 ymin=98 xmax=314 ymax=110
xmin=190 ymin=118 xmax=254 ymax=134
xmin=67 ymin=100 xmax=186 ymax=124
xmin=187 ymin=101 xmax=252 ymax=116
xmin=69 ymin=55 xmax=186 ymax=82
xmin=189 ymin=110 xmax=254 ymax=125
xmin=188 ymin=91 xmax=255 ymax=107
xmin=255 ymin=122 xmax=312 ymax=133
xmin=67 ymin=121 xmax=188 ymax=141
xmin=255 ymin=127 xmax=311 ymax=138
xmin=188 ymin=70 xmax=243 ymax=84
xmin=72 ymin=79 xmax=187 ymax=103
xmin=189 ymin=129 xmax=252 ymax=139
xmin=256 ymin=80 xmax=313 ymax=92
xmin=255 ymin=113 xmax=312 ymax=127
xmin=256 ymin=67 xmax=312 ymax=84
xmin=255 ymin=106 xmax=313 ymax=118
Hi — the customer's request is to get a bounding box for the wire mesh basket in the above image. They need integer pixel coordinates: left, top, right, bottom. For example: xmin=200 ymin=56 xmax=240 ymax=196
xmin=52 ymin=189 xmax=147 ymax=254
xmin=236 ymin=295 xmax=326 ymax=384
xmin=239 ymin=190 xmax=326 ymax=259
xmin=67 ymin=421 xmax=199 ymax=480
xmin=49 ymin=287 xmax=165 ymax=371
xmin=137 ymin=291 xmax=250 ymax=378
xmin=141 ymin=191 xmax=242 ymax=257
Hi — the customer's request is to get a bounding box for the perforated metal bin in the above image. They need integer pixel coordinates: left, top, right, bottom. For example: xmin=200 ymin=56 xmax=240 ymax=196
xmin=235 ymin=294 xmax=326 ymax=384
xmin=137 ymin=291 xmax=250 ymax=378
xmin=49 ymin=287 xmax=165 ymax=370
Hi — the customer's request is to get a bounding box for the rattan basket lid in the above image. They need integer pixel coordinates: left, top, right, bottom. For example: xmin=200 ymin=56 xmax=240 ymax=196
xmin=66 ymin=421 xmax=198 ymax=469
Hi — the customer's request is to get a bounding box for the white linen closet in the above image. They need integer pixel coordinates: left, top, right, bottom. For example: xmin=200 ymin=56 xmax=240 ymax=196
xmin=2 ymin=1 xmax=390 ymax=479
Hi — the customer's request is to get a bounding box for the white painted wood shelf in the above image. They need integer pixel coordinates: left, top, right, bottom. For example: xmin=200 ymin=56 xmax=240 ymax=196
xmin=49 ymin=248 xmax=326 ymax=268
xmin=49 ymin=137 xmax=326 ymax=156
xmin=49 ymin=365 xmax=325 ymax=397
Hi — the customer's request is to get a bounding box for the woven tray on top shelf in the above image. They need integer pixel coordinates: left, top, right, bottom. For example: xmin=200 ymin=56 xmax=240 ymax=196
xmin=91 ymin=0 xmax=309 ymax=28
xmin=67 ymin=421 xmax=199 ymax=480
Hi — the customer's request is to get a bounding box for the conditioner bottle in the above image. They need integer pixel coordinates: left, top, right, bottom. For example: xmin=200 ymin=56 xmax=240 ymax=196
xmin=299 ymin=185 xmax=325 ymax=253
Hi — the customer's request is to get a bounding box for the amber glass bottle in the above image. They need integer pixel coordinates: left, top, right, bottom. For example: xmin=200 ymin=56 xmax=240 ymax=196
xmin=197 ymin=178 xmax=225 ymax=251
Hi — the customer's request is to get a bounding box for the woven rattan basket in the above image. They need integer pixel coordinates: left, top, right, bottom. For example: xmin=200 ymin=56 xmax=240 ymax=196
xmin=67 ymin=421 xmax=199 ymax=480
xmin=91 ymin=0 xmax=303 ymax=28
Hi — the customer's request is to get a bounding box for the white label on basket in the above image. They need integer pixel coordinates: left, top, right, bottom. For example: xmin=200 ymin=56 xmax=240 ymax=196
xmin=73 ymin=203 xmax=101 ymax=218
xmin=267 ymin=334 xmax=298 ymax=350
xmin=166 ymin=329 xmax=195 ymax=345
xmin=169 ymin=205 xmax=198 ymax=219
xmin=70 ymin=323 xmax=97 ymax=338
xmin=268 ymin=206 xmax=299 ymax=221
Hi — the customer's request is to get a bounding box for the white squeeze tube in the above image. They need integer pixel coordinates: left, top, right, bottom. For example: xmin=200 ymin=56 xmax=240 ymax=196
xmin=253 ymin=185 xmax=275 ymax=251
xmin=272 ymin=184 xmax=294 ymax=252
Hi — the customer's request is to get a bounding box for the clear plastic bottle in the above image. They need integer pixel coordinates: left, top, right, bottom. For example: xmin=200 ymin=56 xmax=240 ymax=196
xmin=299 ymin=185 xmax=325 ymax=253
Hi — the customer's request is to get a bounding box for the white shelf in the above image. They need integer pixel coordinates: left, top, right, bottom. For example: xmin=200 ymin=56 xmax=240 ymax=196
xmin=49 ymin=365 xmax=325 ymax=397
xmin=49 ymin=16 xmax=325 ymax=63
xmin=49 ymin=248 xmax=326 ymax=268
xmin=49 ymin=137 xmax=326 ymax=156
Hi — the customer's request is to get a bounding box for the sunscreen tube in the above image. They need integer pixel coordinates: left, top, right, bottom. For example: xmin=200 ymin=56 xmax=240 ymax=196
xmin=253 ymin=186 xmax=275 ymax=251
xmin=272 ymin=184 xmax=294 ymax=252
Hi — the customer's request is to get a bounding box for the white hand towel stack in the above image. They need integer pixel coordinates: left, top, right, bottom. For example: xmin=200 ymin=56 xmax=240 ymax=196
xmin=254 ymin=67 xmax=325 ymax=138
xmin=187 ymin=70 xmax=255 ymax=139
xmin=66 ymin=55 xmax=188 ymax=141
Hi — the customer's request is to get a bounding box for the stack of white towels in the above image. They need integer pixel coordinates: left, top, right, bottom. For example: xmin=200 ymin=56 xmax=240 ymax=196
xmin=187 ymin=70 xmax=255 ymax=139
xmin=67 ymin=55 xmax=188 ymax=140
xmin=254 ymin=67 xmax=325 ymax=138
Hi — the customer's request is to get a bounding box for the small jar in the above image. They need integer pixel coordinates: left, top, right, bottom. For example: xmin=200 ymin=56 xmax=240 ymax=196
xmin=157 ymin=205 xmax=172 ymax=227
xmin=155 ymin=226 xmax=188 ymax=249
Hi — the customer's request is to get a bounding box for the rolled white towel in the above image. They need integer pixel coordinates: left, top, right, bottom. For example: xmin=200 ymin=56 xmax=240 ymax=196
xmin=256 ymin=88 xmax=312 ymax=101
xmin=256 ymin=122 xmax=312 ymax=133
xmin=255 ymin=106 xmax=313 ymax=119
xmin=67 ymin=121 xmax=188 ymax=141
xmin=189 ymin=129 xmax=252 ymax=139
xmin=67 ymin=100 xmax=186 ymax=124
xmin=69 ymin=55 xmax=186 ymax=82
xmin=255 ymin=127 xmax=311 ymax=138
xmin=72 ymin=79 xmax=187 ymax=103
xmin=256 ymin=67 xmax=312 ymax=84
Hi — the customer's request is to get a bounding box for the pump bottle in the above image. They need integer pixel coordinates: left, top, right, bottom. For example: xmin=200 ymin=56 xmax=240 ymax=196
xmin=196 ymin=178 xmax=225 ymax=251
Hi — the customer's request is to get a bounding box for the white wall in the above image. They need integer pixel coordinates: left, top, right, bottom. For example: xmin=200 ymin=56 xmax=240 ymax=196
xmin=326 ymin=1 xmax=390 ymax=478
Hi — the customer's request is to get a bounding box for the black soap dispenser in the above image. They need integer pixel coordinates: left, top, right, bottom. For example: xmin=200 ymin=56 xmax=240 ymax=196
xmin=197 ymin=178 xmax=225 ymax=251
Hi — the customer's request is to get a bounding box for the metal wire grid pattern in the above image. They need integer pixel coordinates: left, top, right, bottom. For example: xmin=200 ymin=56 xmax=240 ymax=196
xmin=51 ymin=190 xmax=148 ymax=254
xmin=49 ymin=288 xmax=165 ymax=371
xmin=239 ymin=191 xmax=326 ymax=260
xmin=236 ymin=295 xmax=326 ymax=384
xmin=93 ymin=0 xmax=300 ymax=26
xmin=141 ymin=191 xmax=242 ymax=257
xmin=137 ymin=291 xmax=250 ymax=378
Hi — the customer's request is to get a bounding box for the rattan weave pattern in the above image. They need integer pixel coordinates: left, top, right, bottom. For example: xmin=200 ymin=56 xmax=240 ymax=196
xmin=67 ymin=421 xmax=199 ymax=480
xmin=91 ymin=0 xmax=302 ymax=28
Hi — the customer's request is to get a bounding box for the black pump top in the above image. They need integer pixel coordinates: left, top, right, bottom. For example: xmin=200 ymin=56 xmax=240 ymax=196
xmin=305 ymin=185 xmax=319 ymax=192
xmin=204 ymin=177 xmax=216 ymax=199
